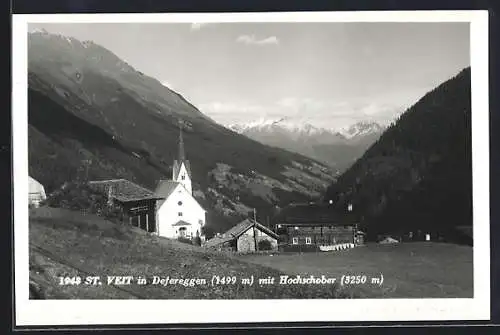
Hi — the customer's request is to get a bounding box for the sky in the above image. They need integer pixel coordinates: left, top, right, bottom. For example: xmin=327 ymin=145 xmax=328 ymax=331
xmin=29 ymin=22 xmax=470 ymax=129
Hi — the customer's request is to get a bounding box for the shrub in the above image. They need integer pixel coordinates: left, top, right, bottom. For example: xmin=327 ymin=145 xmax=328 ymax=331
xmin=258 ymin=239 xmax=272 ymax=251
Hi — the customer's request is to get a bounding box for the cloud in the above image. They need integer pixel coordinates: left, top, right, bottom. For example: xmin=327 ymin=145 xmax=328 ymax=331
xmin=236 ymin=34 xmax=279 ymax=46
xmin=190 ymin=23 xmax=210 ymax=31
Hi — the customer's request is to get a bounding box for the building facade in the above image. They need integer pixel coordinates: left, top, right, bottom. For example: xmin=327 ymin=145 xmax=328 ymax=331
xmin=274 ymin=203 xmax=359 ymax=251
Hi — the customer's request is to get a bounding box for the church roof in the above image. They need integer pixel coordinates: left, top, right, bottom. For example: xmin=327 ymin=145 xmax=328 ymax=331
xmin=172 ymin=160 xmax=192 ymax=180
xmin=88 ymin=179 xmax=163 ymax=202
xmin=155 ymin=180 xmax=179 ymax=198
xmin=154 ymin=180 xmax=180 ymax=206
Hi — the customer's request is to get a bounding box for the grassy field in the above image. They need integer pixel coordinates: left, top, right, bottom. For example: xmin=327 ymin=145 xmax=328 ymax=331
xmin=239 ymin=242 xmax=473 ymax=298
xmin=29 ymin=207 xmax=349 ymax=299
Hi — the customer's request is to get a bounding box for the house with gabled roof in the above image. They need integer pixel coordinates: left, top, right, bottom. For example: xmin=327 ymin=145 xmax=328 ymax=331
xmin=154 ymin=122 xmax=206 ymax=240
xmin=205 ymin=218 xmax=279 ymax=253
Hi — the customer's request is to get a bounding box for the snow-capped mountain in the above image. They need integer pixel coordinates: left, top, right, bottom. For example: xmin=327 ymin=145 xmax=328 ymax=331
xmin=227 ymin=119 xmax=385 ymax=172
xmin=339 ymin=121 xmax=385 ymax=139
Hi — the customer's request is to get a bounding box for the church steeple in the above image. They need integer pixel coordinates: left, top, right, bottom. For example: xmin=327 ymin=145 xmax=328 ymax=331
xmin=172 ymin=119 xmax=192 ymax=194
xmin=178 ymin=120 xmax=186 ymax=162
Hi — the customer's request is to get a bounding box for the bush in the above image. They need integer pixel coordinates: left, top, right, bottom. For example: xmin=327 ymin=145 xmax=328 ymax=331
xmin=258 ymin=239 xmax=272 ymax=251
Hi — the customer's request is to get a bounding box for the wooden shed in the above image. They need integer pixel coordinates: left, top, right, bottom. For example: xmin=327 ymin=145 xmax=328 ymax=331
xmin=88 ymin=179 xmax=164 ymax=233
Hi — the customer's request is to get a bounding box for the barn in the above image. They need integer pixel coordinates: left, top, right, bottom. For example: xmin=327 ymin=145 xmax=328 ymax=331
xmin=204 ymin=219 xmax=279 ymax=253
xmin=274 ymin=203 xmax=360 ymax=251
xmin=88 ymin=179 xmax=164 ymax=234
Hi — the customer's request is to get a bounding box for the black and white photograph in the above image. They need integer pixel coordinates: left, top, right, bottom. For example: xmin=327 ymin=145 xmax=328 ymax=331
xmin=13 ymin=11 xmax=490 ymax=325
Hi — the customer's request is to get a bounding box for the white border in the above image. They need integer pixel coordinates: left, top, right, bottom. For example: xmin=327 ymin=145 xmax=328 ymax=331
xmin=13 ymin=11 xmax=490 ymax=326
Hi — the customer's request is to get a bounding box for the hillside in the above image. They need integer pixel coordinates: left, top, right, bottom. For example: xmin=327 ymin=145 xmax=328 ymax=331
xmin=29 ymin=207 xmax=347 ymax=299
xmin=27 ymin=30 xmax=336 ymax=234
xmin=229 ymin=120 xmax=384 ymax=172
xmin=324 ymin=67 xmax=472 ymax=240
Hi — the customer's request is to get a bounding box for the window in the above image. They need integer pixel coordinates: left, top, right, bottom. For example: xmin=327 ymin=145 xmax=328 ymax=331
xmin=305 ymin=237 xmax=312 ymax=245
xmin=178 ymin=201 xmax=183 ymax=206
xmin=181 ymin=174 xmax=186 ymax=180
xmin=178 ymin=212 xmax=183 ymax=217
xmin=292 ymin=237 xmax=299 ymax=245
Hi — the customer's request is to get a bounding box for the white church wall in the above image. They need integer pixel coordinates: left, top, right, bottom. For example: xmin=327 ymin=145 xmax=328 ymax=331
xmin=157 ymin=184 xmax=206 ymax=239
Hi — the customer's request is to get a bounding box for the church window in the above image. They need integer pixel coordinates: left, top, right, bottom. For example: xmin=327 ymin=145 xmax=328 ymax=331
xmin=178 ymin=201 xmax=183 ymax=206
xmin=178 ymin=212 xmax=183 ymax=217
xmin=181 ymin=174 xmax=186 ymax=180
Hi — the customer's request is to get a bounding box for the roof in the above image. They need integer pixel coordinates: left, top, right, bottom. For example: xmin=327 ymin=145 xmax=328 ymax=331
xmin=172 ymin=220 xmax=191 ymax=227
xmin=172 ymin=160 xmax=192 ymax=180
xmin=205 ymin=219 xmax=279 ymax=248
xmin=275 ymin=203 xmax=358 ymax=226
xmin=223 ymin=219 xmax=279 ymax=239
xmin=204 ymin=235 xmax=233 ymax=248
xmin=88 ymin=179 xmax=163 ymax=202
xmin=29 ymin=176 xmax=46 ymax=195
xmin=155 ymin=180 xmax=180 ymax=205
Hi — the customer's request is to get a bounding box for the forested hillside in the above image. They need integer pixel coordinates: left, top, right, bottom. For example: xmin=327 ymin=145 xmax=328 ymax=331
xmin=28 ymin=31 xmax=335 ymax=234
xmin=324 ymin=67 xmax=472 ymax=241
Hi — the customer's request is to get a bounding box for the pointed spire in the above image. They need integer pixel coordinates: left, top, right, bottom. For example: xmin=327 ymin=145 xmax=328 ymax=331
xmin=178 ymin=119 xmax=186 ymax=162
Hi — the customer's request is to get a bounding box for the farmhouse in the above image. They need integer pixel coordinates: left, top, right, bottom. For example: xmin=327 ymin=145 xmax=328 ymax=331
xmin=154 ymin=122 xmax=206 ymax=240
xmin=274 ymin=203 xmax=360 ymax=250
xmin=29 ymin=176 xmax=47 ymax=208
xmin=88 ymin=179 xmax=163 ymax=233
xmin=204 ymin=218 xmax=279 ymax=252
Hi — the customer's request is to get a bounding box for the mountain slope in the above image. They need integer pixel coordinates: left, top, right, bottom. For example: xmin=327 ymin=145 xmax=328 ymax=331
xmin=230 ymin=120 xmax=385 ymax=172
xmin=30 ymin=207 xmax=347 ymax=299
xmin=28 ymin=31 xmax=336 ymax=234
xmin=324 ymin=67 xmax=472 ymax=240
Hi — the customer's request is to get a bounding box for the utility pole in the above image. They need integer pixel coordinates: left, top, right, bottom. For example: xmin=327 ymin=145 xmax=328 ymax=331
xmin=253 ymin=208 xmax=258 ymax=252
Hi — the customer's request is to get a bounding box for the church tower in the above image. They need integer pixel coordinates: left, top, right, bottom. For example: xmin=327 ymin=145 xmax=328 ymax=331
xmin=172 ymin=120 xmax=193 ymax=195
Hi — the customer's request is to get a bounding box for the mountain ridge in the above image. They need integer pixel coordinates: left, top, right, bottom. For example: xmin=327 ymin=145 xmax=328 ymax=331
xmin=227 ymin=119 xmax=386 ymax=172
xmin=324 ymin=67 xmax=472 ymax=241
xmin=27 ymin=30 xmax=337 ymax=235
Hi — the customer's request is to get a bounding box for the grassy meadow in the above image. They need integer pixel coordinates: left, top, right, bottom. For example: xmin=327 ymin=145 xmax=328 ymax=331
xmin=28 ymin=207 xmax=348 ymax=299
xmin=240 ymin=242 xmax=473 ymax=298
xmin=28 ymin=207 xmax=472 ymax=299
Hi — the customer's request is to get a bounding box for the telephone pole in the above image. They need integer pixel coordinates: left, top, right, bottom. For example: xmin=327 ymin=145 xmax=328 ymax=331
xmin=253 ymin=208 xmax=258 ymax=252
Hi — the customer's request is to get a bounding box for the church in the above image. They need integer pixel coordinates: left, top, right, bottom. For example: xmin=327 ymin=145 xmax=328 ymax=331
xmin=154 ymin=123 xmax=206 ymax=240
